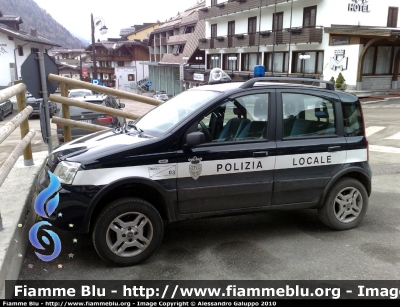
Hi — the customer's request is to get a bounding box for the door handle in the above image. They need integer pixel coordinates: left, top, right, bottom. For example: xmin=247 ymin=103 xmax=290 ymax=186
xmin=253 ymin=151 xmax=268 ymax=157
xmin=328 ymin=146 xmax=341 ymax=152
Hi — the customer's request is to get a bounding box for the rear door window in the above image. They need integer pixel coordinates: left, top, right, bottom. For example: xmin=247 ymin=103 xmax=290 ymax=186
xmin=282 ymin=93 xmax=336 ymax=138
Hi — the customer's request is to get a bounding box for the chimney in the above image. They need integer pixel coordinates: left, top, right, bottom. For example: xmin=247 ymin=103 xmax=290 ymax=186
xmin=30 ymin=27 xmax=37 ymax=37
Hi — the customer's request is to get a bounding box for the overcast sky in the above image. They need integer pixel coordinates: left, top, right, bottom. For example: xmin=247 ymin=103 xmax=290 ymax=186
xmin=33 ymin=0 xmax=199 ymax=41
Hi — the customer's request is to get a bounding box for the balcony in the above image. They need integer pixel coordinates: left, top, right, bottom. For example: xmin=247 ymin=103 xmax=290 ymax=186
xmin=97 ymin=67 xmax=115 ymax=74
xmin=198 ymin=27 xmax=323 ymax=49
xmin=199 ymin=0 xmax=289 ymax=20
xmin=96 ymin=56 xmax=133 ymax=61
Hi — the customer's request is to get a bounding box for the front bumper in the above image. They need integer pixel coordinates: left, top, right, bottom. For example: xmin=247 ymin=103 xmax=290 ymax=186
xmin=36 ymin=166 xmax=102 ymax=233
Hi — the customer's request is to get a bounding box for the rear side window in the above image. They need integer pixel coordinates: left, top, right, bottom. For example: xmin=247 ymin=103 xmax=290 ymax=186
xmin=342 ymin=102 xmax=364 ymax=136
xmin=282 ymin=93 xmax=336 ymax=138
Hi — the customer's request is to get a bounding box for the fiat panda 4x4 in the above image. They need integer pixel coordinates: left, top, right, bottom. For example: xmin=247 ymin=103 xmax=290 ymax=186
xmin=36 ymin=69 xmax=371 ymax=266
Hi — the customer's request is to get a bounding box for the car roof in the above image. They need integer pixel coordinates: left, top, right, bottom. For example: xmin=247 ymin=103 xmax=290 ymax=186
xmin=75 ymin=94 xmax=107 ymax=102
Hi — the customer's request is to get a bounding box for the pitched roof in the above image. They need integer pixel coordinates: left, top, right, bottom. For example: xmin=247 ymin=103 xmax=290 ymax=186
xmin=85 ymin=39 xmax=147 ymax=51
xmin=0 ymin=23 xmax=60 ymax=46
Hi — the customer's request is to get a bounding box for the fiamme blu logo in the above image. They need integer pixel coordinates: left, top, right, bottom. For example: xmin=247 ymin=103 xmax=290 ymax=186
xmin=29 ymin=171 xmax=62 ymax=261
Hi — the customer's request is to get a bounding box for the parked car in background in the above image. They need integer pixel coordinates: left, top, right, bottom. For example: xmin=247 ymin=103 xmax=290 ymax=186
xmin=56 ymin=94 xmax=126 ymax=144
xmin=69 ymin=89 xmax=94 ymax=98
xmin=0 ymin=99 xmax=13 ymax=121
xmin=153 ymin=90 xmax=169 ymax=102
xmin=26 ymin=97 xmax=57 ymax=118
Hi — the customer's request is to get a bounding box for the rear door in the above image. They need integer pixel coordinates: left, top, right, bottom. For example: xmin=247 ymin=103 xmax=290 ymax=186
xmin=176 ymin=90 xmax=277 ymax=215
xmin=272 ymin=89 xmax=346 ymax=206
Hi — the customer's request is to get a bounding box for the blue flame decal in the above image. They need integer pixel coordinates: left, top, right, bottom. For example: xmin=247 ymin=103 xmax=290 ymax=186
xmin=30 ymin=171 xmax=62 ymax=261
xmin=29 ymin=221 xmax=62 ymax=261
xmin=34 ymin=171 xmax=60 ymax=218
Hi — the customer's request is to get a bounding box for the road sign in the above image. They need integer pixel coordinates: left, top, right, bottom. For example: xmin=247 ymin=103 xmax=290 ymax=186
xmin=91 ymin=78 xmax=101 ymax=85
xmin=146 ymin=81 xmax=152 ymax=87
xmin=20 ymin=53 xmax=59 ymax=99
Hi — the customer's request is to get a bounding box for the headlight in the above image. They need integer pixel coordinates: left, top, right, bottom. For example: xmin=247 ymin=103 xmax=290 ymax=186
xmin=53 ymin=161 xmax=81 ymax=184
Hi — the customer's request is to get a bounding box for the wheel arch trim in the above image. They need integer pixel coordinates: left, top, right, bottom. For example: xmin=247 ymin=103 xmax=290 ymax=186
xmin=82 ymin=177 xmax=176 ymax=233
xmin=317 ymin=165 xmax=371 ymax=208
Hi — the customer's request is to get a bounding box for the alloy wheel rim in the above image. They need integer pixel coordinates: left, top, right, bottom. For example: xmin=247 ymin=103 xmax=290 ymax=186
xmin=106 ymin=212 xmax=153 ymax=257
xmin=333 ymin=187 xmax=363 ymax=223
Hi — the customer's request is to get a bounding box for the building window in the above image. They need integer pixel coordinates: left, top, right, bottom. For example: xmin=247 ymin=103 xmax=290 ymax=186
xmin=223 ymin=54 xmax=238 ymax=71
xmin=264 ymin=52 xmax=289 ymax=73
xmin=128 ymin=74 xmax=135 ymax=81
xmin=173 ymin=45 xmax=183 ymax=55
xmin=18 ymin=46 xmax=23 ymax=56
xmin=211 ymin=0 xmax=217 ymax=6
xmin=118 ymin=61 xmax=124 ymax=67
xmin=30 ymin=48 xmax=39 ymax=53
xmin=185 ymin=25 xmax=195 ymax=34
xmin=241 ymin=53 xmax=261 ymax=71
xmin=303 ymin=6 xmax=317 ymax=28
xmin=388 ymin=7 xmax=398 ymax=27
xmin=248 ymin=17 xmax=257 ymax=34
xmin=273 ymin=12 xmax=284 ymax=31
xmin=363 ymin=46 xmax=394 ymax=75
xmin=211 ymin=24 xmax=217 ymax=38
xmin=292 ymin=51 xmax=323 ymax=74
xmin=208 ymin=55 xmax=220 ymax=69
xmin=106 ymin=61 xmax=111 ymax=67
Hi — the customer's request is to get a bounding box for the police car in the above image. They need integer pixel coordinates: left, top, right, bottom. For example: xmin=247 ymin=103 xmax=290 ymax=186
xmin=36 ymin=68 xmax=371 ymax=266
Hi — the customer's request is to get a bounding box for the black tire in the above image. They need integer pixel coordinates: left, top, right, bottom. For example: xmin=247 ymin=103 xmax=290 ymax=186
xmin=92 ymin=197 xmax=164 ymax=266
xmin=318 ymin=178 xmax=368 ymax=230
xmin=0 ymin=111 xmax=4 ymax=121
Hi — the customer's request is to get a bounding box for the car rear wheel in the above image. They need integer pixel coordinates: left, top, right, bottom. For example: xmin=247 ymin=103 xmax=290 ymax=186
xmin=318 ymin=178 xmax=368 ymax=230
xmin=92 ymin=197 xmax=163 ymax=266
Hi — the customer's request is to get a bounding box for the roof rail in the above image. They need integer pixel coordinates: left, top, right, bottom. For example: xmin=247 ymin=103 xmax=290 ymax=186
xmin=239 ymin=77 xmax=335 ymax=91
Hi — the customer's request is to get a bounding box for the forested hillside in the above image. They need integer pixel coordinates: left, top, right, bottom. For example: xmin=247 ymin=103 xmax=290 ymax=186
xmin=0 ymin=0 xmax=84 ymax=48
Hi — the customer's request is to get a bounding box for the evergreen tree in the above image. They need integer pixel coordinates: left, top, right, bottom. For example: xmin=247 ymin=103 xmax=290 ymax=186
xmin=335 ymin=72 xmax=346 ymax=89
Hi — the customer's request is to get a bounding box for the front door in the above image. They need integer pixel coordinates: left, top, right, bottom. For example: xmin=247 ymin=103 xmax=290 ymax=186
xmin=176 ymin=91 xmax=276 ymax=214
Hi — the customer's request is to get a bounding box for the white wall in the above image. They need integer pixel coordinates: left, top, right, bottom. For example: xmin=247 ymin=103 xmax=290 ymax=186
xmin=115 ymin=61 xmax=149 ymax=92
xmin=0 ymin=33 xmax=16 ymax=87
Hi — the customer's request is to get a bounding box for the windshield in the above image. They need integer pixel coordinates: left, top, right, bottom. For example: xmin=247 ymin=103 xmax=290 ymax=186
xmin=135 ymin=90 xmax=221 ymax=136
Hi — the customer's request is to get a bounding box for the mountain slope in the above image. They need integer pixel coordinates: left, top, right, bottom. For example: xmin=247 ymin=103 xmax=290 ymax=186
xmin=0 ymin=0 xmax=84 ymax=48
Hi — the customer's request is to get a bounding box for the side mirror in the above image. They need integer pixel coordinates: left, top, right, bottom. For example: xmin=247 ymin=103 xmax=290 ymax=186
xmin=120 ymin=103 xmax=125 ymax=108
xmin=186 ymin=132 xmax=206 ymax=147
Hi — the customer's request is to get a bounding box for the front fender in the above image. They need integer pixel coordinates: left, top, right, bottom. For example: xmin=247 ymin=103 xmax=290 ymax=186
xmin=81 ymin=177 xmax=177 ymax=233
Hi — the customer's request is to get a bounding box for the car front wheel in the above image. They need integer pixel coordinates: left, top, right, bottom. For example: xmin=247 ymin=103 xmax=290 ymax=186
xmin=318 ymin=178 xmax=368 ymax=230
xmin=92 ymin=197 xmax=164 ymax=266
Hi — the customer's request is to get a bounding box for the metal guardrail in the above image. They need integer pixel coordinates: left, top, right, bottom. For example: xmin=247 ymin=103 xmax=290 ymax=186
xmin=0 ymin=82 xmax=35 ymax=231
xmin=47 ymin=74 xmax=162 ymax=142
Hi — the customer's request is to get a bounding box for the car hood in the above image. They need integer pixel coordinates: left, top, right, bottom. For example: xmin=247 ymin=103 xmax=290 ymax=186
xmin=51 ymin=129 xmax=152 ymax=158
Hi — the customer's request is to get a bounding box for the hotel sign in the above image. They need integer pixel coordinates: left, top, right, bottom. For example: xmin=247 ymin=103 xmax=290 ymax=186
xmin=332 ymin=37 xmax=350 ymax=45
xmin=348 ymin=0 xmax=370 ymax=12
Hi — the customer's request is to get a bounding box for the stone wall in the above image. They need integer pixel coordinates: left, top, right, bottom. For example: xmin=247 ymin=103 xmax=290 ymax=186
xmin=362 ymin=76 xmax=393 ymax=90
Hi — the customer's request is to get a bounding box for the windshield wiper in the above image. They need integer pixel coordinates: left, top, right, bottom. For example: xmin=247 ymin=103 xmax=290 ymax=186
xmin=128 ymin=122 xmax=144 ymax=135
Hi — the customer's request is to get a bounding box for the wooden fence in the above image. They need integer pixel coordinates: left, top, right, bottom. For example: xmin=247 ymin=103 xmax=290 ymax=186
xmin=0 ymin=82 xmax=35 ymax=231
